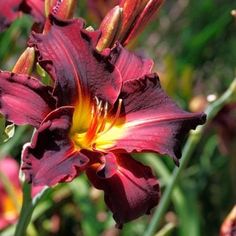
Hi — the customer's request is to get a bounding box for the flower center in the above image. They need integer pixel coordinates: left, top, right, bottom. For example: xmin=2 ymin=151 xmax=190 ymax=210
xmin=70 ymin=97 xmax=123 ymax=151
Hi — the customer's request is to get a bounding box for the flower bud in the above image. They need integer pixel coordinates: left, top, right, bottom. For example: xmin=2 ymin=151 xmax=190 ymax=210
xmin=12 ymin=47 xmax=35 ymax=74
xmin=45 ymin=0 xmax=77 ymax=19
xmin=119 ymin=0 xmax=142 ymax=39
xmin=96 ymin=6 xmax=123 ymax=51
xmin=44 ymin=0 xmax=77 ymax=33
xmin=118 ymin=0 xmax=164 ymax=45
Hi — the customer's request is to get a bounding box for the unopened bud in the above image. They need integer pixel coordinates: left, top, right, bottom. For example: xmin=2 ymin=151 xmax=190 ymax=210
xmin=45 ymin=0 xmax=55 ymax=17
xmin=45 ymin=0 xmax=77 ymax=18
xmin=96 ymin=6 xmax=122 ymax=51
xmin=12 ymin=47 xmax=35 ymax=74
xmin=118 ymin=0 xmax=164 ymax=45
xmin=118 ymin=0 xmax=142 ymax=42
xmin=44 ymin=0 xmax=77 ymax=33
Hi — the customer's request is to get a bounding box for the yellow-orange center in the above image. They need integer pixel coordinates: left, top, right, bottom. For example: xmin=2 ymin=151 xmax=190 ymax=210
xmin=70 ymin=97 xmax=124 ymax=151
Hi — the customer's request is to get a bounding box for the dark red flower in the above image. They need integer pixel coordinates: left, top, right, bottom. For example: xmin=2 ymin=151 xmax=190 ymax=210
xmin=0 ymin=0 xmax=45 ymax=32
xmin=0 ymin=16 xmax=206 ymax=226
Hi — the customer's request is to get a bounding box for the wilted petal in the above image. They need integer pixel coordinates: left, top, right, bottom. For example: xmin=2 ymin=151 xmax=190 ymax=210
xmin=0 ymin=0 xmax=22 ymax=32
xmin=0 ymin=71 xmax=56 ymax=128
xmin=110 ymin=43 xmax=153 ymax=82
xmin=98 ymin=74 xmax=206 ymax=164
xmin=29 ymin=16 xmax=121 ymax=106
xmin=22 ymin=107 xmax=89 ymax=186
xmin=86 ymin=152 xmax=160 ymax=228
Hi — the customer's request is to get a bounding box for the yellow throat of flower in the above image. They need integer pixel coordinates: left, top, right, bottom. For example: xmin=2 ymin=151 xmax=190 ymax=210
xmin=70 ymin=97 xmax=124 ymax=151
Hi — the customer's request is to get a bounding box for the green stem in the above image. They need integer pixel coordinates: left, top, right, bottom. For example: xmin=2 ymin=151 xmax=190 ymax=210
xmin=14 ymin=182 xmax=48 ymax=236
xmin=14 ymin=182 xmax=34 ymax=236
xmin=144 ymin=78 xmax=236 ymax=236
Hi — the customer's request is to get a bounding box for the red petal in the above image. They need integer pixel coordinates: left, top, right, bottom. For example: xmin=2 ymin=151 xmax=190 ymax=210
xmin=20 ymin=0 xmax=45 ymax=24
xmin=86 ymin=152 xmax=160 ymax=228
xmin=110 ymin=43 xmax=154 ymax=82
xmin=0 ymin=0 xmax=22 ymax=32
xmin=29 ymin=16 xmax=122 ymax=106
xmin=0 ymin=71 xmax=56 ymax=128
xmin=22 ymin=107 xmax=89 ymax=186
xmin=108 ymin=75 xmax=206 ymax=163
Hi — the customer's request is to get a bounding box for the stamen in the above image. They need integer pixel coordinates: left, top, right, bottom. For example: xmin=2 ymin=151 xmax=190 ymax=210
xmin=98 ymin=101 xmax=108 ymax=133
xmin=97 ymin=99 xmax=122 ymax=137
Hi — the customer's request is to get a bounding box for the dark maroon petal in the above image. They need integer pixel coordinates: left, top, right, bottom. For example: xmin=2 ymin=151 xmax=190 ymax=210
xmin=0 ymin=71 xmax=56 ymax=128
xmin=110 ymin=43 xmax=154 ymax=82
xmin=0 ymin=0 xmax=22 ymax=32
xmin=29 ymin=16 xmax=122 ymax=106
xmin=22 ymin=106 xmax=89 ymax=186
xmin=86 ymin=152 xmax=160 ymax=228
xmin=20 ymin=0 xmax=45 ymax=24
xmin=109 ymin=74 xmax=206 ymax=164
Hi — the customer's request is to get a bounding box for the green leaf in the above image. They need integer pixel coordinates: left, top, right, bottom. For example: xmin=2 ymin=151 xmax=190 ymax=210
xmin=0 ymin=115 xmax=15 ymax=144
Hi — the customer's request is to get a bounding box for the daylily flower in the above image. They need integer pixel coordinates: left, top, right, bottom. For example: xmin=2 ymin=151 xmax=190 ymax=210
xmin=0 ymin=16 xmax=206 ymax=227
xmin=0 ymin=0 xmax=45 ymax=32
xmin=0 ymin=157 xmax=22 ymax=230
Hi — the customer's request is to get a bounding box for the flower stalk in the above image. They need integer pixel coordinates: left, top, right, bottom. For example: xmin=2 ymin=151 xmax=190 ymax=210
xmin=144 ymin=78 xmax=236 ymax=236
xmin=14 ymin=182 xmax=48 ymax=236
